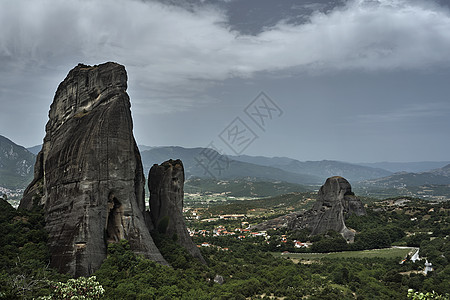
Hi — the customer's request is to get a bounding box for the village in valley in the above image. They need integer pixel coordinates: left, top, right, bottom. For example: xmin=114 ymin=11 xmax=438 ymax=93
xmin=184 ymin=209 xmax=311 ymax=251
xmin=181 ymin=187 xmax=449 ymax=280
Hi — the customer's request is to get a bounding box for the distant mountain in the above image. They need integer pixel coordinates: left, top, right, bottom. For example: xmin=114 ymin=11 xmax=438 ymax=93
xmin=27 ymin=144 xmax=42 ymax=155
xmin=230 ymin=155 xmax=297 ymax=167
xmin=0 ymin=135 xmax=35 ymax=189
xmin=361 ymin=164 xmax=450 ymax=188
xmin=140 ymin=146 xmax=322 ymax=185
xmin=231 ymin=155 xmax=392 ymax=182
xmin=138 ymin=145 xmax=155 ymax=152
xmin=357 ymin=161 xmax=450 ymax=173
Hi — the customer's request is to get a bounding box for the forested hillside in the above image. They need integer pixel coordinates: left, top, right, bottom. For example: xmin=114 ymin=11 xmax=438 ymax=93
xmin=1 ymin=194 xmax=449 ymax=299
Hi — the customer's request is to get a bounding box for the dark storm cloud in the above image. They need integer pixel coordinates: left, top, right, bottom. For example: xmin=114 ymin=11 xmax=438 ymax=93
xmin=1 ymin=0 xmax=450 ymax=161
xmin=2 ymin=0 xmax=450 ymax=111
xmin=225 ymin=0 xmax=343 ymax=35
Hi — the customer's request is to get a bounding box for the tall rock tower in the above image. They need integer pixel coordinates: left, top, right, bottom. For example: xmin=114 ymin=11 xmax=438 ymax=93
xmin=149 ymin=159 xmax=206 ymax=264
xmin=20 ymin=62 xmax=167 ymax=276
xmin=289 ymin=176 xmax=366 ymax=242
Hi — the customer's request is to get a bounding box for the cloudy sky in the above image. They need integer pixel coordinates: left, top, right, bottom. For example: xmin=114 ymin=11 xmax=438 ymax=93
xmin=1 ymin=0 xmax=450 ymax=163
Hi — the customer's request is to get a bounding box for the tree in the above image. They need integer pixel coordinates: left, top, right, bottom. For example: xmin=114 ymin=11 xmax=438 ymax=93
xmin=38 ymin=276 xmax=105 ymax=299
xmin=310 ymin=232 xmax=348 ymax=253
xmin=407 ymin=289 xmax=450 ymax=300
xmin=354 ymin=228 xmax=391 ymax=250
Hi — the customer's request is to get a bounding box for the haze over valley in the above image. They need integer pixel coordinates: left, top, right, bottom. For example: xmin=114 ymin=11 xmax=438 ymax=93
xmin=2 ymin=136 xmax=449 ymax=206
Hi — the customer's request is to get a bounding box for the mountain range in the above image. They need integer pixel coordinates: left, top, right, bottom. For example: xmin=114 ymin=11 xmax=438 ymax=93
xmin=0 ymin=136 xmax=449 ymax=194
xmin=357 ymin=161 xmax=450 ymax=173
xmin=0 ymin=135 xmax=35 ymax=189
xmin=230 ymin=155 xmax=392 ymax=182
xmin=140 ymin=146 xmax=322 ymax=185
xmin=360 ymin=164 xmax=450 ymax=188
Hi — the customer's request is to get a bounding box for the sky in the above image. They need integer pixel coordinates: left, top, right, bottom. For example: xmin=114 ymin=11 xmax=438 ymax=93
xmin=1 ymin=0 xmax=450 ymax=163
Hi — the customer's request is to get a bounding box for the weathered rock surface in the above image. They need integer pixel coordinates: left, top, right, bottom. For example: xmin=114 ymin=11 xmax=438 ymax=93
xmin=289 ymin=176 xmax=366 ymax=242
xmin=20 ymin=62 xmax=167 ymax=276
xmin=149 ymin=159 xmax=206 ymax=264
xmin=252 ymin=176 xmax=365 ymax=242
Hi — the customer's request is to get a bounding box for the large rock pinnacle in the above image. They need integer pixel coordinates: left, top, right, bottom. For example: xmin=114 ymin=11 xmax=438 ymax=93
xmin=289 ymin=176 xmax=366 ymax=242
xmin=310 ymin=176 xmax=365 ymax=239
xmin=20 ymin=62 xmax=168 ymax=276
xmin=149 ymin=159 xmax=206 ymax=264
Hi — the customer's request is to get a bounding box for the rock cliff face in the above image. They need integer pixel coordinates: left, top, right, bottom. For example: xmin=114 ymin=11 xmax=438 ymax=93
xmin=149 ymin=159 xmax=206 ymax=264
xmin=20 ymin=62 xmax=168 ymax=276
xmin=289 ymin=176 xmax=366 ymax=242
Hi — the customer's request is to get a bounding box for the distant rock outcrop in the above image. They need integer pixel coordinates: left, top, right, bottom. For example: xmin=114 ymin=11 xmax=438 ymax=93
xmin=149 ymin=159 xmax=206 ymax=264
xmin=20 ymin=62 xmax=168 ymax=276
xmin=252 ymin=176 xmax=365 ymax=242
xmin=289 ymin=176 xmax=366 ymax=242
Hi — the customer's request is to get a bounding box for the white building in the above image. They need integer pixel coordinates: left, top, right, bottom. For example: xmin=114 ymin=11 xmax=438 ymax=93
xmin=424 ymin=260 xmax=433 ymax=275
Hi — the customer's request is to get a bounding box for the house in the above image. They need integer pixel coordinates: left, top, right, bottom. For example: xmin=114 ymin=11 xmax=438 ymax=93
xmin=411 ymin=249 xmax=420 ymax=262
xmin=424 ymin=260 xmax=433 ymax=275
xmin=250 ymin=232 xmax=265 ymax=237
xmin=219 ymin=214 xmax=246 ymax=220
xmin=294 ymin=241 xmax=308 ymax=248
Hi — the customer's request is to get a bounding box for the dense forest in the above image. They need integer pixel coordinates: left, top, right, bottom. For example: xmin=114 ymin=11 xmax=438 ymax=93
xmin=0 ymin=196 xmax=449 ymax=299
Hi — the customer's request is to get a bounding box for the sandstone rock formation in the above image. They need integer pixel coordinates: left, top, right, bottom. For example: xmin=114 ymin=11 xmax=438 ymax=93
xmin=148 ymin=159 xmax=206 ymax=264
xmin=20 ymin=62 xmax=168 ymax=276
xmin=289 ymin=176 xmax=366 ymax=242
